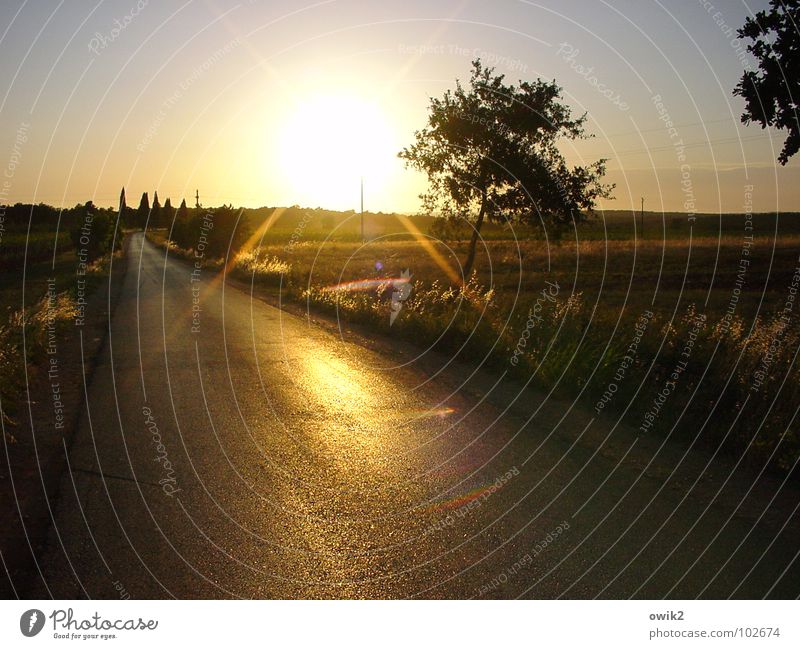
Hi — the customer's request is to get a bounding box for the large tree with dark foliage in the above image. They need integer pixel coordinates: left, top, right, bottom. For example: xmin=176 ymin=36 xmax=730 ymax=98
xmin=734 ymin=0 xmax=800 ymax=164
xmin=399 ymin=59 xmax=612 ymax=276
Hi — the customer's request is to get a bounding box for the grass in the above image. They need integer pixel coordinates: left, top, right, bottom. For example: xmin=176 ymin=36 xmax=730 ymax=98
xmin=0 ymin=234 xmax=115 ymax=432
xmin=148 ymin=219 xmax=800 ymax=475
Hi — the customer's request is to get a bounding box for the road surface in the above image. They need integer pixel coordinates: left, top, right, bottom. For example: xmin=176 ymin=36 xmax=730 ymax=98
xmin=30 ymin=233 xmax=800 ymax=598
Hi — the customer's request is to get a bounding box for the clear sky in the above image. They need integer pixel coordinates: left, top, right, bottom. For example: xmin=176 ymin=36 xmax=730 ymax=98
xmin=0 ymin=0 xmax=796 ymax=214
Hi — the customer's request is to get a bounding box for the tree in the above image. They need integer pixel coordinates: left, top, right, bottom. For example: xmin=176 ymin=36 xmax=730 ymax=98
xmin=207 ymin=205 xmax=251 ymax=258
xmin=734 ymin=0 xmax=800 ymax=164
xmin=135 ymin=192 xmax=149 ymax=230
xmin=161 ymin=197 xmax=174 ymax=229
xmin=399 ymin=59 xmax=612 ymax=276
xmin=172 ymin=198 xmax=191 ymax=248
xmin=151 ymin=191 xmax=161 ymax=227
xmin=118 ymin=187 xmax=128 ymax=229
xmin=69 ymin=201 xmax=114 ymax=261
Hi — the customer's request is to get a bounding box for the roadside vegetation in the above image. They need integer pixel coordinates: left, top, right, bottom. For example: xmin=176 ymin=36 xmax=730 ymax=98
xmin=0 ymin=202 xmax=120 ymax=434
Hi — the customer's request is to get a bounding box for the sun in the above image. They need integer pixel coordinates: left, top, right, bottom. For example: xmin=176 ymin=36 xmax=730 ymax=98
xmin=276 ymin=94 xmax=397 ymax=210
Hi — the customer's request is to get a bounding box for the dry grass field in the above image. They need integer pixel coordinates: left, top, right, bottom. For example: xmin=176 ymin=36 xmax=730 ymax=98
xmin=149 ymin=218 xmax=800 ymax=476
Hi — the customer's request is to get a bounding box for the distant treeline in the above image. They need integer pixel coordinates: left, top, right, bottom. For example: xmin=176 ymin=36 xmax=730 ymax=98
xmin=596 ymin=209 xmax=800 ymax=239
xmin=3 ymin=198 xmax=799 ymax=269
xmin=0 ymin=201 xmax=120 ymax=269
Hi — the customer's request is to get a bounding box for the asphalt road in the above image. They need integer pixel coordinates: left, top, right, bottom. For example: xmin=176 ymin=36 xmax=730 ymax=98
xmin=30 ymin=232 xmax=800 ymax=598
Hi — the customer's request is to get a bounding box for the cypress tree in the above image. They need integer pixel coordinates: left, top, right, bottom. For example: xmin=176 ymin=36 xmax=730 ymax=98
xmin=136 ymin=192 xmax=149 ymax=229
xmin=152 ymin=191 xmax=161 ymax=227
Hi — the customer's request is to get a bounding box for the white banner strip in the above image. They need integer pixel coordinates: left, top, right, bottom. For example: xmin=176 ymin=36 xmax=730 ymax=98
xmin=1 ymin=600 xmax=797 ymax=648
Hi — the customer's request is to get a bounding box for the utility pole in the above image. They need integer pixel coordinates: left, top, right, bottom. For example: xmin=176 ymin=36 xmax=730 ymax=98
xmin=360 ymin=176 xmax=364 ymax=243
xmin=195 ymin=189 xmax=200 ymax=209
xmin=640 ymin=197 xmax=644 ymax=238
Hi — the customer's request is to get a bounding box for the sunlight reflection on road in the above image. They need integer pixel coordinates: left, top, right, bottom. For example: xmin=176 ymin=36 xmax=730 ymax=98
xmin=287 ymin=345 xmax=459 ymax=464
xmin=299 ymin=352 xmax=374 ymax=412
xmin=289 ymin=349 xmax=388 ymax=460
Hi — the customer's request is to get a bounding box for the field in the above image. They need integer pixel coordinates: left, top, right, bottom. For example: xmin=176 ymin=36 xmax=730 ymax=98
xmin=233 ymin=206 xmax=800 ymax=243
xmin=151 ymin=209 xmax=800 ymax=475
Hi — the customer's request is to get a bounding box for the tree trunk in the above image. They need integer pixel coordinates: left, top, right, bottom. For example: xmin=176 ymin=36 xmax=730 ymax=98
xmin=462 ymin=194 xmax=487 ymax=279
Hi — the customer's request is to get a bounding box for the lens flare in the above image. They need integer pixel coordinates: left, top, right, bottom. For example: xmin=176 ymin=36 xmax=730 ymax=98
xmin=426 ymin=483 xmax=500 ymax=513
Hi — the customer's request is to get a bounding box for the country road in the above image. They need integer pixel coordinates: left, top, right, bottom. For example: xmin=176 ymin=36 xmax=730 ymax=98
xmin=30 ymin=232 xmax=800 ymax=599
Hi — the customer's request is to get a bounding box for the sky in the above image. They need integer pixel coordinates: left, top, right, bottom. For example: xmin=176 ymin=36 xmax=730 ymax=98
xmin=0 ymin=0 xmax=797 ymax=215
